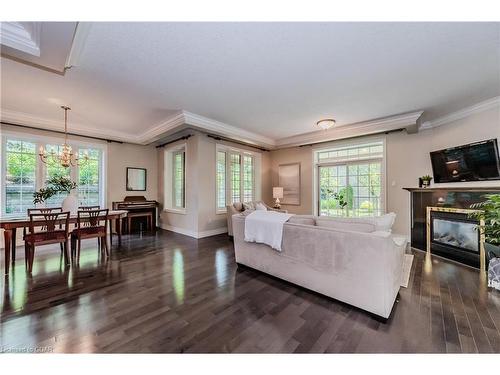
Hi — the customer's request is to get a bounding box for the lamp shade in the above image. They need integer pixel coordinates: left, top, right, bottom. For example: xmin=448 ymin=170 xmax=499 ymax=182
xmin=273 ymin=187 xmax=284 ymax=199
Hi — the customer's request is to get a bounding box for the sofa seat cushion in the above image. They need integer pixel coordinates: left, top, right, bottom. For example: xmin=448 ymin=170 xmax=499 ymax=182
xmin=315 ymin=217 xmax=376 ymax=233
xmin=287 ymin=215 xmax=316 ymax=226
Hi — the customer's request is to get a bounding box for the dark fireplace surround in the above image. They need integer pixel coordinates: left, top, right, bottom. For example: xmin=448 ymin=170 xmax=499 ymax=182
xmin=405 ymin=187 xmax=500 ymax=268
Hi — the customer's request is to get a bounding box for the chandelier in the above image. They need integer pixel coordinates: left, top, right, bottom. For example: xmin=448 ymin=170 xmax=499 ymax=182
xmin=39 ymin=106 xmax=89 ymax=168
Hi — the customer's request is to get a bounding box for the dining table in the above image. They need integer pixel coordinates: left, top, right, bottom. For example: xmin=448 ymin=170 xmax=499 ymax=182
xmin=1 ymin=210 xmax=128 ymax=274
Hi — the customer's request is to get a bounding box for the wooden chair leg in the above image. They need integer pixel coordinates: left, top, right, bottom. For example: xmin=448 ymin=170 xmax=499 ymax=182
xmin=59 ymin=243 xmax=64 ymax=254
xmin=25 ymin=241 xmax=29 ymax=267
xmin=70 ymin=235 xmax=76 ymax=260
xmin=28 ymin=244 xmax=35 ymax=273
xmin=103 ymin=235 xmax=109 ymax=257
xmin=63 ymin=240 xmax=70 ymax=266
xmin=109 ymin=219 xmax=113 ymax=246
xmin=77 ymin=239 xmax=81 ymax=263
xmin=128 ymin=217 xmax=132 ymax=234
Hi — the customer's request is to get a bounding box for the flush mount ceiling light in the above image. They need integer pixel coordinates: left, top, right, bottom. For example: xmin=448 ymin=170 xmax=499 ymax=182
xmin=316 ymin=118 xmax=336 ymax=130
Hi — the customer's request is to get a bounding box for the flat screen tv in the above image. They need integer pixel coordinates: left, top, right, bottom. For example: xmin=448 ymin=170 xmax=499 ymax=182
xmin=430 ymin=139 xmax=500 ymax=183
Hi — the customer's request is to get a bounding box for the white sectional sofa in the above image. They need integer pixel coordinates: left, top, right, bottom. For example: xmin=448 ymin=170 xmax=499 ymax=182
xmin=232 ymin=214 xmax=407 ymax=319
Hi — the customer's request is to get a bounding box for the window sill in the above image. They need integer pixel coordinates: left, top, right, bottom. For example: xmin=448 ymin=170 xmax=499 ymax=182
xmin=163 ymin=208 xmax=187 ymax=215
xmin=216 ymin=209 xmax=227 ymax=215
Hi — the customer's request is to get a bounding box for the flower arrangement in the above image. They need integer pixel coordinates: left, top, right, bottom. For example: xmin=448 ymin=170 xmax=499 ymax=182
xmin=33 ymin=175 xmax=77 ymax=204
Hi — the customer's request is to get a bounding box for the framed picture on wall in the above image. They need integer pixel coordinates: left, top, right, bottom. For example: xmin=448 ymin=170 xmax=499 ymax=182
xmin=278 ymin=163 xmax=301 ymax=205
xmin=126 ymin=167 xmax=147 ymax=191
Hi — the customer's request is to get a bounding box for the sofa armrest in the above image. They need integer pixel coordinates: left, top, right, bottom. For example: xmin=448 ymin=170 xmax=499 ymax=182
xmin=226 ymin=205 xmax=240 ymax=236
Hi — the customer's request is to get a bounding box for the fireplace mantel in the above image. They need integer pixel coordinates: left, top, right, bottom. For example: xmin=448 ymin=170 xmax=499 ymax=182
xmin=404 ymin=187 xmax=500 ymax=192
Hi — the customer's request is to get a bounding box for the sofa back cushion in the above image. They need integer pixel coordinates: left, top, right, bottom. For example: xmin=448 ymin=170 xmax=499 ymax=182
xmin=373 ymin=213 xmax=396 ymax=232
xmin=233 ymin=202 xmax=243 ymax=212
xmin=315 ymin=217 xmax=376 ymax=233
xmin=287 ymin=216 xmax=316 ymax=226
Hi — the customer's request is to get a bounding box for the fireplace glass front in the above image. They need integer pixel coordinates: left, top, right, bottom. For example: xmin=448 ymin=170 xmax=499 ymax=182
xmin=432 ymin=218 xmax=478 ymax=252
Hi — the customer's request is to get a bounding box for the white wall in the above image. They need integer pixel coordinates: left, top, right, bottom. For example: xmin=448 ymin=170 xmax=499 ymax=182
xmin=268 ymin=105 xmax=500 ymax=236
xmin=0 ymin=123 xmax=158 ymax=248
xmin=386 ymin=106 xmax=500 ymax=235
xmin=158 ymin=133 xmax=200 ymax=236
xmin=107 ymin=142 xmax=158 ymax=205
xmin=158 ymin=130 xmax=271 ymax=238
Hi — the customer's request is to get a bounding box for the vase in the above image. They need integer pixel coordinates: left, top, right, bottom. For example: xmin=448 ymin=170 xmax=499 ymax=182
xmin=62 ymin=194 xmax=78 ymax=215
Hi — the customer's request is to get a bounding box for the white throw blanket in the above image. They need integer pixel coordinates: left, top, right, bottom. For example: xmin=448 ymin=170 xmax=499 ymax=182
xmin=244 ymin=210 xmax=293 ymax=251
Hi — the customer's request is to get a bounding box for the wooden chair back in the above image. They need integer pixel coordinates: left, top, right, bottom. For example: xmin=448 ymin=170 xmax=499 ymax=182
xmin=28 ymin=211 xmax=70 ymax=239
xmin=79 ymin=206 xmax=101 ymax=226
xmin=78 ymin=206 xmax=101 ymax=210
xmin=26 ymin=207 xmax=63 ymax=232
xmin=76 ymin=209 xmax=109 ymax=230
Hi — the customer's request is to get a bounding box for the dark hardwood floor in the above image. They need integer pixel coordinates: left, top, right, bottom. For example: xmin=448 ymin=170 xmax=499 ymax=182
xmin=1 ymin=229 xmax=500 ymax=353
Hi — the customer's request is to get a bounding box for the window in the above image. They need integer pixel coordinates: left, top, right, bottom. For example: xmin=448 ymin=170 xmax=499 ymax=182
xmin=216 ymin=145 xmax=260 ymax=213
xmin=172 ymin=150 xmax=185 ymax=209
xmin=78 ymin=147 xmax=101 ymax=207
xmin=243 ymin=155 xmax=254 ymax=203
xmin=230 ymin=153 xmax=241 ymax=204
xmin=164 ymin=144 xmax=186 ymax=212
xmin=315 ymin=140 xmax=385 ymax=217
xmin=45 ymin=144 xmax=71 ymax=207
xmin=1 ymin=134 xmax=106 ymax=217
xmin=4 ymin=139 xmax=36 ymax=215
xmin=216 ymin=151 xmax=226 ymax=210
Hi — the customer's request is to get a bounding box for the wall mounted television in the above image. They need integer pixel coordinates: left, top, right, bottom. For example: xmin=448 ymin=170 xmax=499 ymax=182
xmin=430 ymin=139 xmax=500 ymax=183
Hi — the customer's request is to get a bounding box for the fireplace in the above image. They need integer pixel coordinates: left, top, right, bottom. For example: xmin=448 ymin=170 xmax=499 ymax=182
xmin=427 ymin=207 xmax=485 ymax=269
xmin=432 ymin=213 xmax=479 ymax=253
xmin=405 ymin=187 xmax=497 ymax=271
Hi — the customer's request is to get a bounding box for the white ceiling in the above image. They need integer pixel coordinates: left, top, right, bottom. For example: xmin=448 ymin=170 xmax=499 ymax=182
xmin=1 ymin=22 xmax=77 ymax=72
xmin=1 ymin=22 xmax=499 ymax=146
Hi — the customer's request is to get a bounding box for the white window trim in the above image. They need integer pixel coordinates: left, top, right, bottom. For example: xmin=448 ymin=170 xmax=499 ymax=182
xmin=1 ymin=130 xmax=107 ymax=218
xmin=163 ymin=142 xmax=187 ymax=215
xmin=215 ymin=144 xmax=261 ymax=214
xmin=312 ymin=136 xmax=387 ymax=217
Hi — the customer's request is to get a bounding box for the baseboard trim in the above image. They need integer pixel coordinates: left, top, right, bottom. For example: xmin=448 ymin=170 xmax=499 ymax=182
xmin=160 ymin=224 xmax=228 ymax=239
xmin=198 ymin=227 xmax=228 ymax=238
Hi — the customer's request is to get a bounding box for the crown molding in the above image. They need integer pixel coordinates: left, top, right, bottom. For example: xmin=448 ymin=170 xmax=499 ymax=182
xmin=182 ymin=111 xmax=276 ymax=148
xmin=0 ymin=108 xmax=276 ymax=147
xmin=0 ymin=109 xmax=136 ymax=143
xmin=276 ymin=111 xmax=424 ymax=148
xmin=0 ymin=22 xmax=41 ymax=57
xmin=136 ymin=111 xmax=185 ymax=144
xmin=65 ymin=22 xmax=92 ymax=69
xmin=420 ymin=96 xmax=500 ymax=130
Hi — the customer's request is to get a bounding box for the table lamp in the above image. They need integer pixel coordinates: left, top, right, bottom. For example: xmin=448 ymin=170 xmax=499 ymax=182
xmin=273 ymin=187 xmax=284 ymax=209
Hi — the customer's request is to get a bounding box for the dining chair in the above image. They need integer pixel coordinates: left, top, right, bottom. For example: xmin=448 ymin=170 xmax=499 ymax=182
xmin=80 ymin=205 xmax=115 ymax=246
xmin=24 ymin=207 xmax=64 ymax=264
xmin=25 ymin=211 xmax=71 ymax=273
xmin=71 ymin=208 xmax=110 ymax=262
xmin=78 ymin=206 xmax=101 ymax=211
